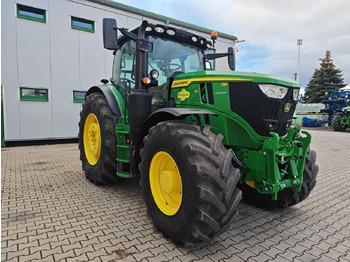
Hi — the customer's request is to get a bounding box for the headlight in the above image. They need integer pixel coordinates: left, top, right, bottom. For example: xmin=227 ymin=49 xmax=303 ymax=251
xmin=154 ymin=26 xmax=165 ymax=33
xmin=258 ymin=84 xmax=288 ymax=99
xmin=166 ymin=29 xmax=175 ymax=35
xmin=150 ymin=69 xmax=159 ymax=79
xmin=293 ymin=89 xmax=300 ymax=101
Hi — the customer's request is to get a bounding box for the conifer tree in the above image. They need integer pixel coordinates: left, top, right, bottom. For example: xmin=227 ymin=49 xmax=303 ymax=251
xmin=304 ymin=51 xmax=346 ymax=102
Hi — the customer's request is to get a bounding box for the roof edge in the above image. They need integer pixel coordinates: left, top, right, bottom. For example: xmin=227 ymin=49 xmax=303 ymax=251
xmin=86 ymin=0 xmax=237 ymax=41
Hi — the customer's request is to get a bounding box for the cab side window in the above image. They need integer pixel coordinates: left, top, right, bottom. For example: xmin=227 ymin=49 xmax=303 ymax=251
xmin=112 ymin=40 xmax=136 ymax=91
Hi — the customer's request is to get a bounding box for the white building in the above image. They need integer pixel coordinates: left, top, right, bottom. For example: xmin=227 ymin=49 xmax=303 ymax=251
xmin=1 ymin=0 xmax=237 ymax=143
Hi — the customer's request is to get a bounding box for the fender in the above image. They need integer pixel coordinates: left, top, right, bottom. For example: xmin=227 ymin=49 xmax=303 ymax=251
xmin=139 ymin=108 xmax=217 ymax=142
xmin=131 ymin=107 xmax=217 ymax=176
xmin=150 ymin=108 xmax=218 ymax=118
xmin=86 ymin=85 xmax=121 ymax=124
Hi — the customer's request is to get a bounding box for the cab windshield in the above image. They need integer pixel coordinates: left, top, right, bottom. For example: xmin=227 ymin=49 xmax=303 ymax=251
xmin=147 ymin=35 xmax=204 ymax=86
xmin=112 ymin=36 xmax=204 ymax=90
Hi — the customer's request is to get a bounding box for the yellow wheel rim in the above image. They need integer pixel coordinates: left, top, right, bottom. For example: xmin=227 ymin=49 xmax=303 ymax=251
xmin=245 ymin=181 xmax=255 ymax=188
xmin=83 ymin=113 xmax=101 ymax=166
xmin=149 ymin=151 xmax=182 ymax=216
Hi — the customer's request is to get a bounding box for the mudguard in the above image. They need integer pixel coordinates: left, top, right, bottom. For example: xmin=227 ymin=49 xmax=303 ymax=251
xmin=132 ymin=107 xmax=218 ymax=176
xmin=137 ymin=107 xmax=216 ymax=147
xmin=86 ymin=85 xmax=121 ymax=117
xmin=86 ymin=85 xmax=121 ymax=125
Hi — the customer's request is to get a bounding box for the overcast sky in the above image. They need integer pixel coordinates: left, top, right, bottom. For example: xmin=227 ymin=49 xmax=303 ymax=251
xmin=116 ymin=0 xmax=350 ymax=90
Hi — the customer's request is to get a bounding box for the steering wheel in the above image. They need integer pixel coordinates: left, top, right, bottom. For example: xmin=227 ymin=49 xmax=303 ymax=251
xmin=160 ymin=63 xmax=181 ymax=71
xmin=120 ymin=78 xmax=135 ymax=89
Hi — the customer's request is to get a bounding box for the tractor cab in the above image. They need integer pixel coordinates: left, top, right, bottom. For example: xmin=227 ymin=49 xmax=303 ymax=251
xmin=108 ymin=22 xmax=235 ymax=113
xmin=112 ymin=28 xmax=206 ymax=111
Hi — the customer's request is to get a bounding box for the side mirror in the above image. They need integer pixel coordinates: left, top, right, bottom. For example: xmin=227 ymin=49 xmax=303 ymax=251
xmin=227 ymin=47 xmax=236 ymax=71
xmin=103 ymin=18 xmax=118 ymax=50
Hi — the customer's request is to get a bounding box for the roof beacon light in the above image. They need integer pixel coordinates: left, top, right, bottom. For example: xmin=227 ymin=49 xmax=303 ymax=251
xmin=211 ymin=31 xmax=218 ymax=47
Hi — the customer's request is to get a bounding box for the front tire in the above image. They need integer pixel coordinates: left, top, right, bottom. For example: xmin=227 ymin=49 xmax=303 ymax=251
xmin=332 ymin=114 xmax=347 ymax=131
xmin=140 ymin=121 xmax=242 ymax=246
xmin=78 ymin=93 xmax=121 ymax=185
xmin=238 ymin=148 xmax=319 ymax=210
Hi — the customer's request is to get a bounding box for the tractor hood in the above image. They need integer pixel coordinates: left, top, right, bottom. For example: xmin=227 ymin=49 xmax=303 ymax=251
xmin=172 ymin=71 xmax=300 ymax=88
xmin=170 ymin=70 xmax=299 ymax=137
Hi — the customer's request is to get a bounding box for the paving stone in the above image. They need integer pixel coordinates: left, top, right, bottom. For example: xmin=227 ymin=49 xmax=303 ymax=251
xmin=132 ymin=250 xmax=153 ymax=261
xmin=323 ymin=248 xmax=345 ymax=260
xmin=314 ymin=256 xmax=338 ymax=262
xmin=86 ymin=248 xmax=108 ymax=260
xmin=219 ymin=254 xmax=244 ymax=261
xmin=251 ymin=252 xmax=274 ymax=261
xmin=135 ymin=241 xmax=155 ymax=252
xmin=8 ymin=248 xmax=29 ymax=260
xmin=2 ymin=129 xmax=350 ymax=262
xmin=66 ymin=254 xmax=89 ymax=262
xmin=74 ymin=245 xmax=94 ymax=257
xmin=295 ymin=252 xmax=319 ymax=262
xmin=271 ymin=255 xmax=291 ymax=262
xmin=41 ymin=246 xmax=63 ymax=259
xmin=236 ymin=249 xmax=256 ymax=260
xmin=279 ymin=249 xmax=300 ymax=260
xmin=53 ymin=250 xmax=75 ymax=261
xmin=176 ymin=253 xmax=199 ymax=262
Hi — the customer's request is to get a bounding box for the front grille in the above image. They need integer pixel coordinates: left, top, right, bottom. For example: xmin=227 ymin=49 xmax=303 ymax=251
xmin=229 ymin=82 xmax=296 ymax=136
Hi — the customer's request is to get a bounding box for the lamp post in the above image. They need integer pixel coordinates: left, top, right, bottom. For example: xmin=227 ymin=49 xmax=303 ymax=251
xmin=297 ymin=39 xmax=302 ymax=83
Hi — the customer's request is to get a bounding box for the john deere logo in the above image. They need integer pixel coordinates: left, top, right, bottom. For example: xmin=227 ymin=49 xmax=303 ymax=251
xmin=284 ymin=103 xmax=291 ymax=113
xmin=221 ymin=82 xmax=228 ymax=87
xmin=178 ymin=89 xmax=190 ymax=101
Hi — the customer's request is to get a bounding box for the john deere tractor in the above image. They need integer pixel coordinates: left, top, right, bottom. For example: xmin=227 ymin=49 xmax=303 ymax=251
xmin=332 ymin=106 xmax=350 ymax=131
xmin=79 ymin=19 xmax=319 ymax=245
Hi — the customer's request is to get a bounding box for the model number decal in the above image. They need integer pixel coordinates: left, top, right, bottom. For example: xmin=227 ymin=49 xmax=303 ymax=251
xmin=172 ymin=80 xmax=189 ymax=88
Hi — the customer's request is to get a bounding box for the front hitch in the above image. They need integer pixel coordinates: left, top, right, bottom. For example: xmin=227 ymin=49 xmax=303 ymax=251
xmin=238 ymin=127 xmax=311 ymax=200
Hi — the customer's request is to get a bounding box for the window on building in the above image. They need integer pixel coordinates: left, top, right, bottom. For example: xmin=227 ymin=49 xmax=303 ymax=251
xmin=71 ymin=17 xmax=95 ymax=33
xmin=17 ymin=4 xmax=46 ymax=23
xmin=20 ymin=88 xmax=48 ymax=102
xmin=73 ymin=91 xmax=86 ymax=103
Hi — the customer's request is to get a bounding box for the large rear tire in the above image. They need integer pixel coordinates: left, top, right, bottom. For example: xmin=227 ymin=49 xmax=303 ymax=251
xmin=332 ymin=114 xmax=347 ymax=131
xmin=78 ymin=93 xmax=121 ymax=185
xmin=238 ymin=148 xmax=319 ymax=210
xmin=140 ymin=121 xmax=242 ymax=246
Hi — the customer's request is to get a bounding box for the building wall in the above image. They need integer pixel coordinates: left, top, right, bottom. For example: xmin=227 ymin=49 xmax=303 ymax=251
xmin=1 ymin=0 xmax=235 ymax=141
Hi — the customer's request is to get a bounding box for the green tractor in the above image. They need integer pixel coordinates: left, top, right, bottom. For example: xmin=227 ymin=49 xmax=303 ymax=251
xmin=332 ymin=106 xmax=350 ymax=131
xmin=78 ymin=19 xmax=319 ymax=245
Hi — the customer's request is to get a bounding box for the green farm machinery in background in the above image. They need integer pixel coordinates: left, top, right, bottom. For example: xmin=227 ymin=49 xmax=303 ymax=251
xmin=332 ymin=106 xmax=350 ymax=131
xmin=78 ymin=19 xmax=319 ymax=245
xmin=321 ymin=91 xmax=350 ymax=131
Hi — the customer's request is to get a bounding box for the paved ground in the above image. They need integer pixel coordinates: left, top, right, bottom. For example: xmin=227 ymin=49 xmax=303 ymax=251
xmin=1 ymin=128 xmax=350 ymax=262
